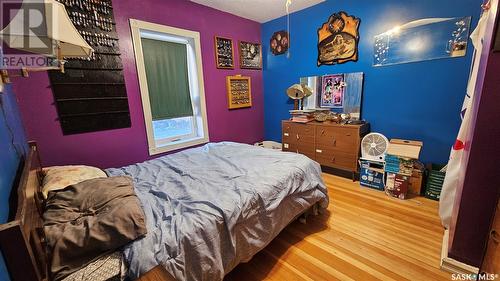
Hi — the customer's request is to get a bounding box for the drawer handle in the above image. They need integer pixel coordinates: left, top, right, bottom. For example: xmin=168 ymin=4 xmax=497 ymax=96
xmin=296 ymin=134 xmax=300 ymax=140
xmin=284 ymin=133 xmax=289 ymax=137
xmin=333 ymin=138 xmax=337 ymax=146
xmin=316 ymin=149 xmax=323 ymax=153
xmin=283 ymin=143 xmax=289 ymax=149
xmin=492 ymin=230 xmax=500 ymax=244
xmin=321 ymin=130 xmax=326 ymax=136
xmin=331 ymin=156 xmax=336 ymax=163
xmin=346 ymin=133 xmax=351 ymax=136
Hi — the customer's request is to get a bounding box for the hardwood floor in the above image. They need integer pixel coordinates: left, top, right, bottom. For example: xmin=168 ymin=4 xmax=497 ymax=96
xmin=224 ymin=173 xmax=451 ymax=281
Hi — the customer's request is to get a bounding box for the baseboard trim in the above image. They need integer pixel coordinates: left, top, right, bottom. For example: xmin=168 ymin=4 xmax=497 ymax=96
xmin=440 ymin=229 xmax=480 ymax=275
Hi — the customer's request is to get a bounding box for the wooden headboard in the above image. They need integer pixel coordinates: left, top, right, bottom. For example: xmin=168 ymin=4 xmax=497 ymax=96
xmin=0 ymin=142 xmax=178 ymax=281
xmin=0 ymin=142 xmax=49 ymax=281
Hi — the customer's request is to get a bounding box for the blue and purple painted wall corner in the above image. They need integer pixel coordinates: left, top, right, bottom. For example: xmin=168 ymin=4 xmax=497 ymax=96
xmin=261 ymin=0 xmax=482 ymax=164
xmin=0 ymin=48 xmax=29 ymax=281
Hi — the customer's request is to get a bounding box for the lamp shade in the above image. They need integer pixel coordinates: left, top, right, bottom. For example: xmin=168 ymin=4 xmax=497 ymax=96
xmin=286 ymin=84 xmax=305 ymax=100
xmin=0 ymin=0 xmax=93 ymax=58
xmin=302 ymin=84 xmax=313 ymax=97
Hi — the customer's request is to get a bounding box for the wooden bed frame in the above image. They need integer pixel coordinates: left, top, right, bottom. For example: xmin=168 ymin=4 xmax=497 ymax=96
xmin=0 ymin=142 xmax=48 ymax=281
xmin=0 ymin=142 xmax=318 ymax=281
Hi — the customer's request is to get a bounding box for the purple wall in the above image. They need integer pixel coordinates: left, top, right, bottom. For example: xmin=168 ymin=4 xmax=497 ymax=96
xmin=449 ymin=3 xmax=500 ymax=267
xmin=12 ymin=0 xmax=264 ymax=169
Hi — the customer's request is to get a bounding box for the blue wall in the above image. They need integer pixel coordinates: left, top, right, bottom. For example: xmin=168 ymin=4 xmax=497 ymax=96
xmin=262 ymin=0 xmax=481 ymax=164
xmin=0 ymin=51 xmax=28 ymax=281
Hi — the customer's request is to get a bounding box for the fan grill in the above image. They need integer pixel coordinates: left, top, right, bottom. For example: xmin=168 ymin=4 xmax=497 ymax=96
xmin=361 ymin=133 xmax=388 ymax=161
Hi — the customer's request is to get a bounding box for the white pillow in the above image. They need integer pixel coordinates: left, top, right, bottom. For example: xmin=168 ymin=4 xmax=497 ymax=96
xmin=42 ymin=165 xmax=107 ymax=198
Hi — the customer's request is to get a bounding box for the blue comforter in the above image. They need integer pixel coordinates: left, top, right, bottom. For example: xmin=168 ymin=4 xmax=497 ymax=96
xmin=106 ymin=142 xmax=328 ymax=281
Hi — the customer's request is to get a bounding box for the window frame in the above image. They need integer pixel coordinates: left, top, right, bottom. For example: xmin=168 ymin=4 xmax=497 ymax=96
xmin=130 ymin=19 xmax=209 ymax=155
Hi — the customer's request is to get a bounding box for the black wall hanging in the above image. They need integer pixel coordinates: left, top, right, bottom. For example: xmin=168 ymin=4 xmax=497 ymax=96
xmin=49 ymin=0 xmax=130 ymax=135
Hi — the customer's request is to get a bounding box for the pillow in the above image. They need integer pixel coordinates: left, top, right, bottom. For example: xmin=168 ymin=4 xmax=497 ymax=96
xmin=42 ymin=165 xmax=107 ymax=198
xmin=43 ymin=176 xmax=147 ymax=281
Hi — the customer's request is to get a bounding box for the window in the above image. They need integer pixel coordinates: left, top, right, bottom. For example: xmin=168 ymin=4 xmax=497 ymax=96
xmin=130 ymin=19 xmax=209 ymax=155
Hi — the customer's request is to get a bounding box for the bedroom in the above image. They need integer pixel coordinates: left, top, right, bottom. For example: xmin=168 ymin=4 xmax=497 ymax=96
xmin=0 ymin=0 xmax=499 ymax=280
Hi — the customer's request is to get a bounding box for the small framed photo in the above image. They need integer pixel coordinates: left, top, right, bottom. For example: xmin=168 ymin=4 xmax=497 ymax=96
xmin=215 ymin=36 xmax=234 ymax=69
xmin=239 ymin=41 xmax=262 ymax=70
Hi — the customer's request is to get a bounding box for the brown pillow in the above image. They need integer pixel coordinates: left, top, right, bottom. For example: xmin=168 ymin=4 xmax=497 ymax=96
xmin=43 ymin=176 xmax=147 ymax=281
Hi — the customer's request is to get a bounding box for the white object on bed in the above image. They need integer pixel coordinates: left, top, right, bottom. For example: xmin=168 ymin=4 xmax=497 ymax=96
xmin=61 ymin=252 xmax=124 ymax=281
xmin=42 ymin=165 xmax=107 ymax=198
xmin=254 ymin=140 xmax=282 ymax=150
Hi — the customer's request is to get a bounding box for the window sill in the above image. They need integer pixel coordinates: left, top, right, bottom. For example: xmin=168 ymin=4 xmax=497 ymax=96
xmin=149 ymin=136 xmax=208 ymax=155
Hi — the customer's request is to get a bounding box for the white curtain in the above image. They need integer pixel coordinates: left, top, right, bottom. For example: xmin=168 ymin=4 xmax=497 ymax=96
xmin=439 ymin=9 xmax=491 ymax=228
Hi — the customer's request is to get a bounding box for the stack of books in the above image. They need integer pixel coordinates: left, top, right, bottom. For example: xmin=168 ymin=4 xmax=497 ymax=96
xmin=289 ymin=109 xmax=315 ymax=123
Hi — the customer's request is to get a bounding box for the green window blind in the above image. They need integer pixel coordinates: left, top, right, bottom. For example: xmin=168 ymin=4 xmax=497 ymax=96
xmin=141 ymin=38 xmax=194 ymax=120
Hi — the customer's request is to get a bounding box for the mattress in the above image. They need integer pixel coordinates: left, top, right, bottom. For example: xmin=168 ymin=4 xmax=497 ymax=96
xmin=106 ymin=142 xmax=328 ymax=281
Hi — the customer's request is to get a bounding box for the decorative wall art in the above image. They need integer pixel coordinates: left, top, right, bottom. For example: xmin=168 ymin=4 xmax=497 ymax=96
xmin=226 ymin=75 xmax=252 ymax=109
xmin=270 ymin=31 xmax=289 ymax=55
xmin=215 ymin=36 xmax=234 ymax=69
xmin=373 ymin=17 xmax=471 ymax=67
xmin=317 ymin=11 xmax=360 ymax=66
xmin=321 ymin=74 xmax=346 ymax=108
xmin=239 ymin=41 xmax=262 ymax=69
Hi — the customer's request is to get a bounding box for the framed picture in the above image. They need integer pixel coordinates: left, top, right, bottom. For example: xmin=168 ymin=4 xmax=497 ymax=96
xmin=226 ymin=75 xmax=252 ymax=109
xmin=317 ymin=11 xmax=360 ymax=66
xmin=239 ymin=41 xmax=262 ymax=69
xmin=320 ymin=74 xmax=345 ymax=108
xmin=215 ymin=36 xmax=234 ymax=69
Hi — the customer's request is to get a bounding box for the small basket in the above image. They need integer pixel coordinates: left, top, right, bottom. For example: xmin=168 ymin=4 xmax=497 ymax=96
xmin=425 ymin=164 xmax=446 ymax=200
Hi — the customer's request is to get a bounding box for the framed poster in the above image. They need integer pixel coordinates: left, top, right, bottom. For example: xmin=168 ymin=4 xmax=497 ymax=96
xmin=239 ymin=41 xmax=262 ymax=69
xmin=321 ymin=74 xmax=345 ymax=108
xmin=317 ymin=11 xmax=360 ymax=66
xmin=226 ymin=75 xmax=252 ymax=109
xmin=215 ymin=36 xmax=234 ymax=69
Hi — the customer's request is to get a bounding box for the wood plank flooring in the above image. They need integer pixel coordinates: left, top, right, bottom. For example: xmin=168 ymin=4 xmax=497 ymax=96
xmin=224 ymin=173 xmax=450 ymax=281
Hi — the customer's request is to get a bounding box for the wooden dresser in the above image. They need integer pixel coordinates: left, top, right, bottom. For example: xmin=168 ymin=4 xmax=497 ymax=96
xmin=282 ymin=120 xmax=370 ymax=176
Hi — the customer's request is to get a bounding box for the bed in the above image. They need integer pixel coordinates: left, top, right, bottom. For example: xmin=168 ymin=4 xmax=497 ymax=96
xmin=0 ymin=141 xmax=328 ymax=281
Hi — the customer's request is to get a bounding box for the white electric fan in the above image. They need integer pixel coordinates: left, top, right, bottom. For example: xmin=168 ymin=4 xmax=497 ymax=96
xmin=361 ymin=133 xmax=389 ymax=162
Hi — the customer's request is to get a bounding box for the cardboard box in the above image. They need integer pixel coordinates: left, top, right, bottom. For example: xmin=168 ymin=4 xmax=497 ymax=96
xmin=360 ymin=160 xmax=385 ymax=191
xmin=408 ymin=168 xmax=423 ymax=195
xmin=387 ymin=139 xmax=423 ymax=159
xmin=385 ymin=173 xmax=410 ymax=200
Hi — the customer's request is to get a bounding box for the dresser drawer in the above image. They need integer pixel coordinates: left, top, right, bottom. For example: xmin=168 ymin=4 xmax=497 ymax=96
xmin=282 ymin=122 xmax=296 ymax=144
xmin=315 ymin=147 xmax=358 ymax=170
xmin=316 ymin=126 xmax=358 ymax=151
xmin=295 ymin=123 xmax=315 ymax=144
xmin=297 ymin=144 xmax=316 ymax=160
xmin=282 ymin=142 xmax=296 ymax=152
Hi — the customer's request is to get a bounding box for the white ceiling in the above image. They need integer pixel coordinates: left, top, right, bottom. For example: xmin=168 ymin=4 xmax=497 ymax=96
xmin=190 ymin=0 xmax=325 ymax=23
